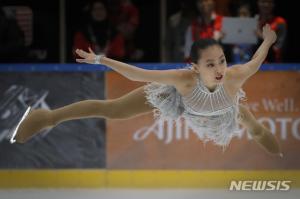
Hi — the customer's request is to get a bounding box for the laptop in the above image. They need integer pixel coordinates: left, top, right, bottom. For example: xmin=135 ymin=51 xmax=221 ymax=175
xmin=221 ymin=17 xmax=258 ymax=44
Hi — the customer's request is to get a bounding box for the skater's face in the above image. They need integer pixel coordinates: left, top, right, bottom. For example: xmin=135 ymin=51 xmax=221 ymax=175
xmin=192 ymin=45 xmax=227 ymax=86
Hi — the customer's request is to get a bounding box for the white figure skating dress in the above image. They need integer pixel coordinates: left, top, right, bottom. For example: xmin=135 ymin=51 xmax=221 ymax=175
xmin=144 ymin=72 xmax=246 ymax=150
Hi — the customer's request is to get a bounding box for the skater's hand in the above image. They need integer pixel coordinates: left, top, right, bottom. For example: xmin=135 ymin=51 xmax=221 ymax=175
xmin=75 ymin=47 xmax=102 ymax=64
xmin=262 ymin=24 xmax=277 ymax=44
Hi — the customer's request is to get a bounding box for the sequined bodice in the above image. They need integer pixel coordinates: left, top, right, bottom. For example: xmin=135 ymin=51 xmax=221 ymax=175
xmin=181 ymin=76 xmax=234 ymax=116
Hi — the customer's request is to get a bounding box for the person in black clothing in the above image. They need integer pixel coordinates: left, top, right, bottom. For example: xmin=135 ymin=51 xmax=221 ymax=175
xmin=0 ymin=7 xmax=26 ymax=62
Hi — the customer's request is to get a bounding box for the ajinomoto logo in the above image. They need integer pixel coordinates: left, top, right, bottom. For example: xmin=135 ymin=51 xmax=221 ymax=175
xmin=229 ymin=180 xmax=291 ymax=191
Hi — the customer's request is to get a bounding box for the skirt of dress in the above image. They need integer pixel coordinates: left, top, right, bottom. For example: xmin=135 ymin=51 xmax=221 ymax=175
xmin=144 ymin=82 xmax=184 ymax=120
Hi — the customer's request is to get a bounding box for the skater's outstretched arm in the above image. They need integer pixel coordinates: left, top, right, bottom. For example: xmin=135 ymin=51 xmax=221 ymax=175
xmin=227 ymin=24 xmax=277 ymax=88
xmin=75 ymin=48 xmax=189 ymax=87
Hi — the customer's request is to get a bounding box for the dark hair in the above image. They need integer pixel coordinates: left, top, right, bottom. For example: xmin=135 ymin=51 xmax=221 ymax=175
xmin=190 ymin=38 xmax=221 ymax=63
xmin=88 ymin=0 xmax=108 ymax=12
xmin=229 ymin=0 xmax=254 ymax=17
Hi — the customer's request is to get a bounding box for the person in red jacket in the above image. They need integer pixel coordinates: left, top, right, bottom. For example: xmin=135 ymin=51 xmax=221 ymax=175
xmin=256 ymin=0 xmax=287 ymax=62
xmin=109 ymin=0 xmax=142 ymax=61
xmin=184 ymin=0 xmax=223 ymax=61
xmin=73 ymin=0 xmax=125 ymax=60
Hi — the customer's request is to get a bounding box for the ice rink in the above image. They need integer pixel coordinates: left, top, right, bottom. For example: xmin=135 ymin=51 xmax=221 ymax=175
xmin=0 ymin=189 xmax=299 ymax=199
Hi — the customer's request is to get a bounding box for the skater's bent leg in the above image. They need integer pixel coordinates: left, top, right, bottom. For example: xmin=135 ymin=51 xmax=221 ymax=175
xmin=238 ymin=104 xmax=282 ymax=156
xmin=15 ymin=86 xmax=152 ymax=143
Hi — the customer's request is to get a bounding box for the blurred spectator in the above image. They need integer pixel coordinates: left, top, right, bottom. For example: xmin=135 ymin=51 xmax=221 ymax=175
xmin=256 ymin=0 xmax=287 ymax=62
xmin=165 ymin=0 xmax=195 ymax=62
xmin=73 ymin=0 xmax=125 ymax=60
xmin=1 ymin=4 xmax=54 ymax=62
xmin=0 ymin=6 xmax=26 ymax=62
xmin=231 ymin=1 xmax=254 ymax=63
xmin=184 ymin=0 xmax=223 ymax=61
xmin=109 ymin=0 xmax=143 ymax=61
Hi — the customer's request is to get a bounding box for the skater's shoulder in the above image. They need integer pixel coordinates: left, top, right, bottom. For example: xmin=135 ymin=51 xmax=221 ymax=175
xmin=172 ymin=69 xmax=199 ymax=95
xmin=176 ymin=68 xmax=196 ymax=78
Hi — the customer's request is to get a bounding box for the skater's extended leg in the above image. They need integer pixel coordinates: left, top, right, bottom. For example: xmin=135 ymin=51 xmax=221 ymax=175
xmin=14 ymin=86 xmax=152 ymax=143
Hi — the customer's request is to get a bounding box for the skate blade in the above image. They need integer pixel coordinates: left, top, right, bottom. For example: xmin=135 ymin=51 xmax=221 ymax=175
xmin=10 ymin=106 xmax=32 ymax=144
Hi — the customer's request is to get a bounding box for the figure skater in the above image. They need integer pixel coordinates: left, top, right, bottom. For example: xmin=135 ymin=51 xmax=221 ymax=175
xmin=10 ymin=24 xmax=282 ymax=157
